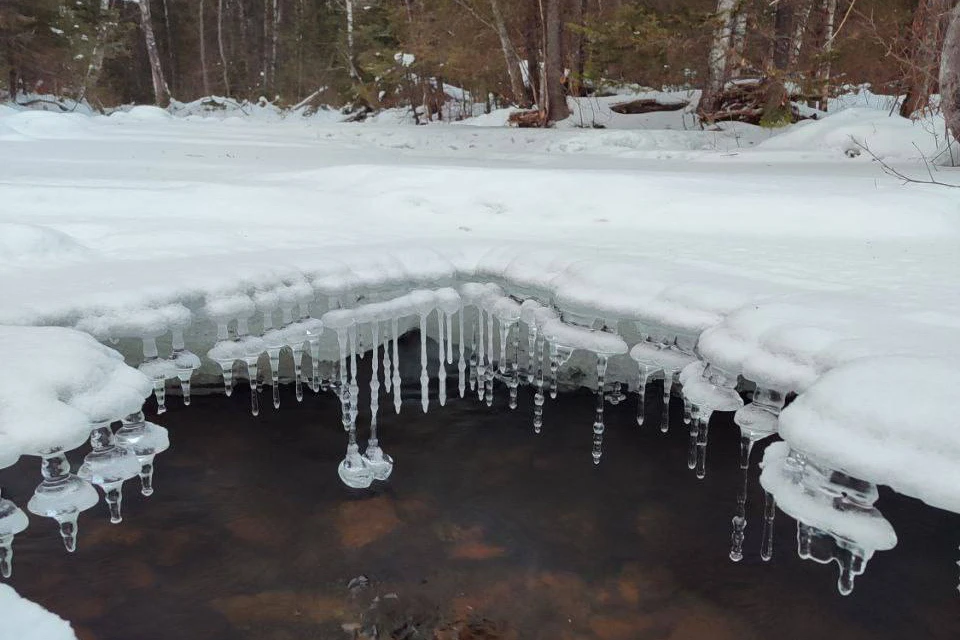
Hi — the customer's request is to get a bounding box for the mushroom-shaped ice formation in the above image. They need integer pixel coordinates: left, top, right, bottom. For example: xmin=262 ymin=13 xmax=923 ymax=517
xmin=27 ymin=449 xmax=99 ymax=553
xmin=114 ymin=411 xmax=170 ymax=497
xmin=629 ymin=338 xmax=696 ymax=432
xmin=77 ymin=422 xmax=141 ymax=523
xmin=680 ymin=361 xmax=744 ymax=480
xmin=0 ymin=489 xmax=29 ymax=578
xmin=729 ymin=386 xmax=787 ymax=563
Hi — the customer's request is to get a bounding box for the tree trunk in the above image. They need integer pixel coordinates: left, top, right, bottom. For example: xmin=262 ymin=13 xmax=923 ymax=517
xmin=788 ymin=0 xmax=814 ymax=69
xmin=160 ymin=0 xmax=175 ymax=95
xmin=900 ymin=0 xmax=952 ymax=118
xmin=83 ymin=0 xmax=113 ymax=99
xmin=137 ymin=0 xmax=171 ymax=106
xmin=199 ymin=0 xmax=210 ymax=96
xmin=815 ymin=0 xmax=837 ymax=111
xmin=489 ymin=0 xmax=525 ymax=106
xmin=542 ymin=0 xmax=569 ymax=124
xmin=699 ymin=0 xmax=740 ymax=119
xmin=762 ymin=0 xmax=795 ymax=126
xmin=942 ymin=3 xmax=960 ymax=147
xmin=270 ymin=0 xmax=281 ymax=91
xmin=346 ymin=0 xmax=359 ymax=79
xmin=217 ymin=0 xmax=230 ymax=95
xmin=571 ymin=0 xmax=588 ymax=97
xmin=524 ymin=2 xmax=541 ymax=106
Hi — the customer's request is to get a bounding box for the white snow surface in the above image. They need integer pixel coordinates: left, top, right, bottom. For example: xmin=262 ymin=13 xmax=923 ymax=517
xmin=0 ymin=100 xmax=959 ymax=513
xmin=0 ymin=584 xmax=78 ymax=640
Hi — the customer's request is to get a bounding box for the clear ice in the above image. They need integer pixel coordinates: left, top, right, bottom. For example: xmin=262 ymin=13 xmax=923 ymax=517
xmin=77 ymin=423 xmax=142 ymax=524
xmin=27 ymin=450 xmax=99 ymax=552
xmin=0 ymin=489 xmax=28 ymax=578
xmin=114 ymin=411 xmax=170 ymax=497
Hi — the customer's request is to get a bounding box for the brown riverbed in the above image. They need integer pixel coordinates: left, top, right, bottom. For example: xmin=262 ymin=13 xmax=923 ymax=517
xmin=2 ymin=343 xmax=958 ymax=640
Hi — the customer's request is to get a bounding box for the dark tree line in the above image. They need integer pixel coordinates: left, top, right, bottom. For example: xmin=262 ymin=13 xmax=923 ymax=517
xmin=1 ymin=0 xmax=958 ymax=140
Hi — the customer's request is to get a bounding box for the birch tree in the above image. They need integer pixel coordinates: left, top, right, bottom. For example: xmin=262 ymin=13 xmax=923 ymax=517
xmin=698 ymin=0 xmax=740 ymax=119
xmin=131 ymin=0 xmax=170 ymax=106
xmin=815 ymin=0 xmax=838 ymax=111
xmin=489 ymin=0 xmax=524 ymax=105
xmin=942 ymin=2 xmax=960 ymax=146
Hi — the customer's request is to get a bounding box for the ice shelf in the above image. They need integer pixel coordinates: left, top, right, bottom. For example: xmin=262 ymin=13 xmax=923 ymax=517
xmin=0 ymin=249 xmax=957 ymax=599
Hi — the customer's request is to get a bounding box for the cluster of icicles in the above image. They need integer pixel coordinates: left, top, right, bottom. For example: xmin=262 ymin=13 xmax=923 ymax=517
xmin=0 ymin=282 xmax=909 ymax=597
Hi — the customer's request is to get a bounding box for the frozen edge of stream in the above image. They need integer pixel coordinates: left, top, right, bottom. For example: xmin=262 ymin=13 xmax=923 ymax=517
xmin=0 ymin=241 xmax=957 ymax=598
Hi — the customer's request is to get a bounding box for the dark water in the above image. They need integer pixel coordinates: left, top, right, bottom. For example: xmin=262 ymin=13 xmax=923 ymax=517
xmin=2 ymin=347 xmax=959 ymax=640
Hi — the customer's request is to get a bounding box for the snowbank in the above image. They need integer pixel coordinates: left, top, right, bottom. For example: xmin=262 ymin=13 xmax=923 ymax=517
xmin=0 ymin=106 xmax=958 ymax=528
xmin=0 ymin=326 xmax=151 ymax=460
xmin=0 ymin=584 xmax=77 ymax=640
xmin=777 ymin=357 xmax=960 ymax=514
xmin=755 ymin=108 xmax=950 ymax=161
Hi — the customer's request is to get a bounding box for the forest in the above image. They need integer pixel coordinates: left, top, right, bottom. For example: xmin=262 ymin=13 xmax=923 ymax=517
xmin=2 ymin=0 xmax=959 ymax=131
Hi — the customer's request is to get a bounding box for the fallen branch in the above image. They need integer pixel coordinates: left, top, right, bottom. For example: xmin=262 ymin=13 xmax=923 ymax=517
xmin=853 ymin=138 xmax=960 ymax=188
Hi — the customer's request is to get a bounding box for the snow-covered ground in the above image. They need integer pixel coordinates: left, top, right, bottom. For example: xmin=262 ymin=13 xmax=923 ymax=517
xmin=1 ymin=93 xmax=959 ymax=597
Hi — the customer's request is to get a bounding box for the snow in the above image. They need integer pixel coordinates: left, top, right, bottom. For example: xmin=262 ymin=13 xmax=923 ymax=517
xmin=777 ymin=357 xmax=960 ymax=514
xmin=0 ymin=92 xmax=959 ymax=525
xmin=0 ymin=584 xmax=78 ymax=640
xmin=0 ymin=326 xmax=152 ymax=459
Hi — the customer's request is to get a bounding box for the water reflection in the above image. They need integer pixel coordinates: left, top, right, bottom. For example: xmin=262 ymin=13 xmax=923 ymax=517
xmin=1 ymin=380 xmax=957 ymax=640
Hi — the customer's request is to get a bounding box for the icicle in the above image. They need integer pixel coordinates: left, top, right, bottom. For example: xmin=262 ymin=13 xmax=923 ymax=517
xmin=28 ymin=450 xmax=99 ymax=553
xmin=446 ymin=310 xmax=454 ymax=365
xmin=217 ymin=359 xmax=235 ymax=397
xmin=695 ymin=410 xmax=712 ymax=480
xmin=508 ymin=325 xmax=519 ymax=410
xmin=392 ymin=317 xmax=402 ymax=415
xmin=458 ymin=307 xmax=466 ymax=398
xmin=0 ymin=490 xmax=28 ymax=578
xmin=476 ymin=310 xmax=486 ymax=401
xmin=363 ymin=322 xmax=394 ymax=481
xmin=419 ymin=311 xmax=430 ymax=413
xmin=152 ymin=375 xmax=167 ymax=415
xmin=114 ymin=411 xmax=169 ymax=497
xmin=683 ymin=398 xmax=692 ymax=424
xmin=336 ymin=327 xmax=351 ymax=430
xmin=533 ymin=333 xmax=545 ymax=433
xmin=169 ymin=328 xmax=200 ymax=407
xmin=308 ymin=333 xmax=322 ymax=394
xmin=245 ymin=356 xmax=260 ymax=417
xmin=485 ymin=309 xmax=495 ymax=407
xmin=636 ymin=365 xmax=650 ymax=427
xmin=592 ymin=355 xmax=608 ymax=465
xmin=268 ymin=347 xmax=282 ymax=410
xmin=661 ymin=372 xmax=674 ymax=433
xmin=469 ymin=322 xmax=478 ymax=394
xmin=293 ymin=344 xmax=305 ymax=403
xmin=729 ymin=435 xmax=754 ymax=562
xmin=548 ymin=341 xmax=559 ymax=400
xmin=349 ymin=325 xmax=359 ymax=426
xmin=687 ymin=405 xmax=700 ymax=471
xmin=526 ymin=323 xmax=537 ymax=384
xmin=78 ymin=423 xmax=141 ymax=524
xmin=498 ymin=319 xmax=509 ymax=376
xmin=437 ymin=311 xmax=447 ymax=406
xmin=383 ymin=321 xmax=392 ymax=394
xmin=760 ymin=491 xmax=776 ymax=561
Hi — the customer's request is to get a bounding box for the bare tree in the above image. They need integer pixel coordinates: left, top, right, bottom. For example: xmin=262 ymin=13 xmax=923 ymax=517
xmin=542 ymin=0 xmax=569 ymax=123
xmin=133 ymin=0 xmax=171 ymax=106
xmin=217 ymin=0 xmax=230 ymax=94
xmin=942 ymin=2 xmax=960 ymax=146
xmin=699 ymin=0 xmax=741 ymax=119
xmin=900 ymin=0 xmax=953 ymax=118
xmin=815 ymin=0 xmax=838 ymax=111
xmin=489 ymin=0 xmax=525 ymax=105
xmin=199 ymin=0 xmax=210 ymax=96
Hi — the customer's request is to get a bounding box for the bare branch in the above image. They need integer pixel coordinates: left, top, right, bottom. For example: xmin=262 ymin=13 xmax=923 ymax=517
xmin=852 ymin=137 xmax=960 ymax=188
